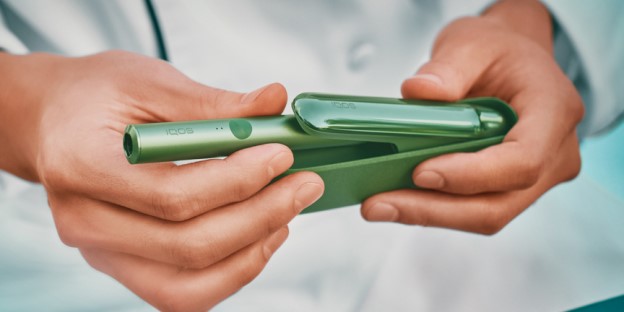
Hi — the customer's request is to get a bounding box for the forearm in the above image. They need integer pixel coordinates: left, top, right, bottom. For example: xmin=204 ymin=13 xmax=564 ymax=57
xmin=483 ymin=0 xmax=553 ymax=53
xmin=0 ymin=52 xmax=59 ymax=181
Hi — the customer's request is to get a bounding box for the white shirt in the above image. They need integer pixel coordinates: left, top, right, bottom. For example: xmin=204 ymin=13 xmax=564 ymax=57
xmin=0 ymin=1 xmax=623 ymax=311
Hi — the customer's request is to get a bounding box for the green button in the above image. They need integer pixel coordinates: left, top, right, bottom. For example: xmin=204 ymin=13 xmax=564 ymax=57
xmin=229 ymin=119 xmax=253 ymax=140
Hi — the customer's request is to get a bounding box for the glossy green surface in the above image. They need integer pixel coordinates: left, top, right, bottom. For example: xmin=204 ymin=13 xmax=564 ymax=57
xmin=124 ymin=116 xmax=359 ymax=164
xmin=292 ymin=93 xmax=512 ymax=140
xmin=124 ymin=93 xmax=517 ymax=213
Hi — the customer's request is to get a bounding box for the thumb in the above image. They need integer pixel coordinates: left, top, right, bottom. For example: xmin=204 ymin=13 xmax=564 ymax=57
xmin=212 ymin=82 xmax=289 ymax=119
xmin=401 ymin=24 xmax=499 ymax=102
xmin=153 ymin=82 xmax=288 ymax=122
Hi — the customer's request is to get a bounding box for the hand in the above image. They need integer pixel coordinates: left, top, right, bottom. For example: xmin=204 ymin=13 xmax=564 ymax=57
xmin=0 ymin=51 xmax=324 ymax=311
xmin=361 ymin=0 xmax=583 ymax=234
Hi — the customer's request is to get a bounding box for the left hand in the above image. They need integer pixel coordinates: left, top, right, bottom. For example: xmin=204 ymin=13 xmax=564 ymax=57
xmin=361 ymin=0 xmax=584 ymax=234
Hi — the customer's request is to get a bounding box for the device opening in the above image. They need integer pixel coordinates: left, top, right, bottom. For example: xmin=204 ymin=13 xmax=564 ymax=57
xmin=291 ymin=142 xmax=397 ymax=168
xmin=123 ymin=133 xmax=133 ymax=157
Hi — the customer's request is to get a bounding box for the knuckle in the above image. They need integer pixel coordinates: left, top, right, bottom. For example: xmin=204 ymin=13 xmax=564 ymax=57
xmin=571 ymin=99 xmax=585 ymax=125
xmin=226 ymin=161 xmax=260 ymax=202
xmin=413 ymin=210 xmax=429 ymax=227
xmin=150 ymin=184 xmax=198 ymax=221
xmin=570 ymin=157 xmax=582 ymax=181
xmin=516 ymin=156 xmax=543 ymax=189
xmin=166 ymin=204 xmax=196 ymax=222
xmin=270 ymin=182 xmax=301 ymax=219
xmin=564 ymin=150 xmax=582 ymax=182
xmin=56 ymin=225 xmax=80 ymax=247
xmin=79 ymin=249 xmax=103 ymax=271
xmin=170 ymin=229 xmax=216 ymax=269
xmin=395 ymin=205 xmax=425 ymax=226
xmin=207 ymin=88 xmax=242 ymax=115
xmin=154 ymin=283 xmax=194 ymax=312
xmin=478 ymin=221 xmax=505 ymax=236
xmin=37 ymin=149 xmax=70 ymax=190
xmin=234 ymin=178 xmax=257 ymax=203
xmin=260 ymin=208 xmax=283 ymax=237
xmin=168 ymin=226 xmax=233 ymax=269
xmin=173 ymin=247 xmax=207 ymax=270
xmin=478 ymin=224 xmax=504 ymax=236
xmin=562 ymin=89 xmax=585 ymax=126
xmin=50 ymin=205 xmax=81 ymax=247
xmin=234 ymin=248 xmax=267 ymax=289
xmin=477 ymin=204 xmax=511 ymax=236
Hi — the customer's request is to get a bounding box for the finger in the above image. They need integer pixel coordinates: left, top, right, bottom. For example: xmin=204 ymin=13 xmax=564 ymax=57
xmin=411 ymin=85 xmax=583 ymax=194
xmin=401 ymin=17 xmax=502 ymax=102
xmin=158 ymin=82 xmax=288 ymax=121
xmin=80 ymin=227 xmax=289 ymax=312
xmin=363 ymin=188 xmax=529 ymax=235
xmin=51 ymin=171 xmax=323 ymax=268
xmin=140 ymin=78 xmax=288 ymax=122
xmin=72 ymin=142 xmax=295 ymax=221
xmin=362 ymin=134 xmax=581 ymax=234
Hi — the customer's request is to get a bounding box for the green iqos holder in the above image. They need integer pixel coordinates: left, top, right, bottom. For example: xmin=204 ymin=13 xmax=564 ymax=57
xmin=124 ymin=93 xmax=517 ymax=213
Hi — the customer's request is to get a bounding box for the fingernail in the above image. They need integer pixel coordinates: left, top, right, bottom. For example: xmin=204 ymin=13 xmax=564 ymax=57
xmin=241 ymin=84 xmax=271 ymax=104
xmin=414 ymin=170 xmax=445 ymax=189
xmin=268 ymin=150 xmax=291 ymax=177
xmin=366 ymin=203 xmax=399 ymax=222
xmin=408 ymin=74 xmax=443 ymax=86
xmin=294 ymin=182 xmax=323 ymax=212
xmin=263 ymin=227 xmax=289 ymax=260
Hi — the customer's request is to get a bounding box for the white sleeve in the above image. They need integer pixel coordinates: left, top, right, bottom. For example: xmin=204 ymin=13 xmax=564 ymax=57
xmin=0 ymin=3 xmax=27 ymax=53
xmin=543 ymin=0 xmax=624 ymax=136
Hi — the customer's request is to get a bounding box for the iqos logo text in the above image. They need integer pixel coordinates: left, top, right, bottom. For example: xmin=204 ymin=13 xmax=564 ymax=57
xmin=166 ymin=128 xmax=194 ymax=135
xmin=331 ymin=101 xmax=357 ymax=109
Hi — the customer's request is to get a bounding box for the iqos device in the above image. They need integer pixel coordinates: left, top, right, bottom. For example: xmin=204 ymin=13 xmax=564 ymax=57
xmin=123 ymin=116 xmax=359 ymax=164
xmin=123 ymin=93 xmax=515 ymax=164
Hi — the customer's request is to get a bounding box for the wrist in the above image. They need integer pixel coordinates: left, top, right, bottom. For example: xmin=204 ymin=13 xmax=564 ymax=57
xmin=0 ymin=52 xmax=61 ymax=181
xmin=482 ymin=0 xmax=553 ymax=53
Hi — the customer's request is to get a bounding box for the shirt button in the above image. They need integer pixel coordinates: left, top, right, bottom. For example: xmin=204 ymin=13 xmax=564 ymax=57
xmin=347 ymin=40 xmax=376 ymax=72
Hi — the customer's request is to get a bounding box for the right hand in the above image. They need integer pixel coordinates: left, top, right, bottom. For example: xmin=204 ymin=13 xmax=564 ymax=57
xmin=0 ymin=51 xmax=324 ymax=311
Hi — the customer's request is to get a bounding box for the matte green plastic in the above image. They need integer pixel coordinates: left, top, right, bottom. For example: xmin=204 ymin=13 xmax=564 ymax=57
xmin=124 ymin=93 xmax=517 ymax=213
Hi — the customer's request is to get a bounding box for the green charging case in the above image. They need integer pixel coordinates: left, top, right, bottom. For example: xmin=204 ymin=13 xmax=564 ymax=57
xmin=286 ymin=93 xmax=517 ymax=213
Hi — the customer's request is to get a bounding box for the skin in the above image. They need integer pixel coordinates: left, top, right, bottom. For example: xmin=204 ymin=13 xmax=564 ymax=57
xmin=362 ymin=0 xmax=584 ymax=234
xmin=0 ymin=0 xmax=585 ymax=310
xmin=0 ymin=51 xmax=324 ymax=311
